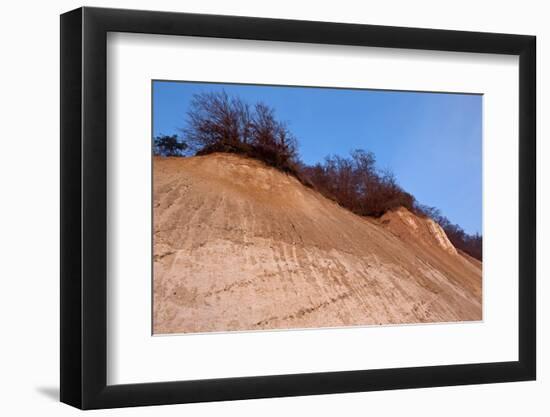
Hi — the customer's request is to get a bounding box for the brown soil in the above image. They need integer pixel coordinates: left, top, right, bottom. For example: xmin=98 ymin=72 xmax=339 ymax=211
xmin=153 ymin=153 xmax=482 ymax=334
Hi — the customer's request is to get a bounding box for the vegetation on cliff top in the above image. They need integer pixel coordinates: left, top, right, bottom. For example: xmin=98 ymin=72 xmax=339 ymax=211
xmin=153 ymin=91 xmax=482 ymax=260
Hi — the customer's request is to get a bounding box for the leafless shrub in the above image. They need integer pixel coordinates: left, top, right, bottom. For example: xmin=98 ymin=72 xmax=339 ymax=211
xmin=301 ymin=150 xmax=415 ymax=217
xmin=182 ymin=91 xmax=298 ymax=173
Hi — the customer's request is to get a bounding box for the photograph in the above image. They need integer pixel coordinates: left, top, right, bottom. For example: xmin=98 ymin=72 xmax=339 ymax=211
xmin=53 ymin=4 xmax=539 ymax=411
xmin=152 ymin=81 xmax=483 ymax=335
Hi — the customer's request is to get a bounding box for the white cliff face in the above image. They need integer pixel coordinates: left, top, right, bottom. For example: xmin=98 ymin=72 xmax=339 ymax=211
xmin=384 ymin=207 xmax=458 ymax=255
xmin=426 ymin=218 xmax=458 ymax=255
xmin=396 ymin=208 xmax=419 ymax=231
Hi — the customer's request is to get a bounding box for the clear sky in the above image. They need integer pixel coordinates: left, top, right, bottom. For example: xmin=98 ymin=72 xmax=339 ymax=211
xmin=153 ymin=81 xmax=482 ymax=235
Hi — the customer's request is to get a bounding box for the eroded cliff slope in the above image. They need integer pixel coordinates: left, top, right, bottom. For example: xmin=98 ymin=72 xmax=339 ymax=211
xmin=153 ymin=153 xmax=482 ymax=334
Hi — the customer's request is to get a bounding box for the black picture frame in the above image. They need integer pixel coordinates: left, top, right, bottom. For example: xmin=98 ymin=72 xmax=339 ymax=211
xmin=60 ymin=6 xmax=536 ymax=410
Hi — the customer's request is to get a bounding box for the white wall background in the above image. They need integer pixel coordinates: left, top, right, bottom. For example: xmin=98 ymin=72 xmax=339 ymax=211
xmin=0 ymin=0 xmax=545 ymax=415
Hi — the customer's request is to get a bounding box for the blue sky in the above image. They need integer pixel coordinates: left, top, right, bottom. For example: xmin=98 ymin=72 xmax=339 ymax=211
xmin=153 ymin=81 xmax=482 ymax=235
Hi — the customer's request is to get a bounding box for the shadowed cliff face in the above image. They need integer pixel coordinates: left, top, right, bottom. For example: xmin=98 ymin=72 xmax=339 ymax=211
xmin=153 ymin=153 xmax=482 ymax=334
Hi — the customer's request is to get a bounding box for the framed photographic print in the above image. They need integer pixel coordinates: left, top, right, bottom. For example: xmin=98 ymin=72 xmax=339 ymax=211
xmin=60 ymin=6 xmax=536 ymax=409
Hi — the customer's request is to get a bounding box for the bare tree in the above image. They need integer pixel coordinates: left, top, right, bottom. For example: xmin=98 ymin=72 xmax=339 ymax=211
xmin=182 ymin=91 xmax=298 ymax=171
xmin=303 ymin=150 xmax=416 ymax=217
xmin=183 ymin=91 xmax=248 ymax=151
